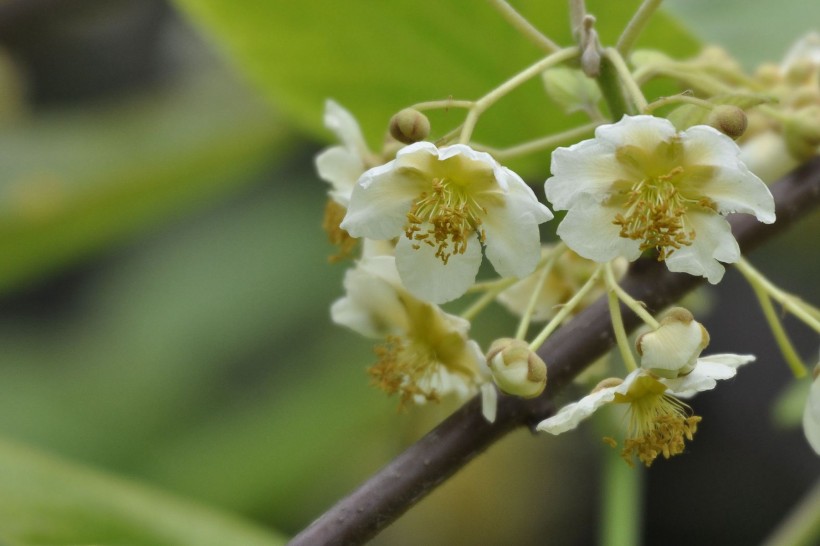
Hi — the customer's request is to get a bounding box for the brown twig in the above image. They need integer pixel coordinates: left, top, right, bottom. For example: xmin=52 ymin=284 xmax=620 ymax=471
xmin=291 ymin=157 xmax=820 ymax=546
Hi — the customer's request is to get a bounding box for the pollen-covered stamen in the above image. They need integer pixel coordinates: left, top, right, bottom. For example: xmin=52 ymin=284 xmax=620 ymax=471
xmin=322 ymin=199 xmax=358 ymax=263
xmin=620 ymin=392 xmax=702 ymax=467
xmin=369 ymin=335 xmax=441 ymax=409
xmin=405 ymin=177 xmax=486 ymax=265
xmin=612 ymin=167 xmax=717 ymax=261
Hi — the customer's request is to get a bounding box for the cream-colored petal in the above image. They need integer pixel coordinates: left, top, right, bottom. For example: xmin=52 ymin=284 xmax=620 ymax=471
xmin=315 ymin=145 xmax=365 ymax=206
xmin=330 ymin=259 xmax=409 ymax=338
xmin=556 ymin=194 xmax=643 ymax=263
xmin=664 ymin=353 xmax=755 ymax=397
xmin=481 ymin=383 xmax=498 ymax=423
xmin=682 ymin=126 xmax=776 ymax=223
xmin=341 ymin=161 xmax=425 ymax=240
xmin=482 ymin=189 xmax=548 ymax=279
xmin=395 ymin=229 xmax=482 ymax=304
xmin=546 ymin=139 xmax=626 ymax=209
xmin=594 ymin=115 xmax=678 ymax=150
xmin=664 ymin=211 xmax=739 ymax=284
xmin=536 ymin=386 xmax=618 ymax=434
xmin=324 ymin=99 xmax=370 ymax=160
xmin=803 ymin=374 xmax=820 ymax=455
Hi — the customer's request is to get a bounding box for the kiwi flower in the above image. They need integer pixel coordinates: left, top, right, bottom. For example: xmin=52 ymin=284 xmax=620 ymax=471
xmin=545 ymin=115 xmax=775 ymax=283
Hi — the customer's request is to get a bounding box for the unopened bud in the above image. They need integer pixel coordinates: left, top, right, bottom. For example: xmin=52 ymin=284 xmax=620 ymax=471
xmin=486 ymin=338 xmax=547 ymax=398
xmin=707 ymin=105 xmax=748 ymax=139
xmin=784 ymin=106 xmax=820 ymax=160
xmin=389 ymin=108 xmax=430 ymax=144
xmin=754 ymin=63 xmax=782 ymax=87
xmin=636 ymin=307 xmax=709 ymax=378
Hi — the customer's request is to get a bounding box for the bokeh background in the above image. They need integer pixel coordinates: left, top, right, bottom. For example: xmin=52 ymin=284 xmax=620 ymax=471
xmin=0 ymin=0 xmax=817 ymax=544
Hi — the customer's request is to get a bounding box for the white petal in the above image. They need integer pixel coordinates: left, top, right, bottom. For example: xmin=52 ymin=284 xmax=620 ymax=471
xmin=481 ymin=383 xmax=498 ymax=424
xmin=324 ymin=99 xmax=370 ymax=160
xmin=682 ymin=126 xmax=775 ymax=223
xmin=482 ymin=190 xmax=548 ymax=279
xmin=594 ymin=115 xmax=678 ymax=150
xmin=664 ymin=353 xmax=755 ymax=397
xmin=803 ymin=375 xmax=820 ymax=455
xmin=556 ymin=194 xmax=643 ymax=263
xmin=502 ymin=167 xmax=554 ymax=223
xmin=536 ymin=387 xmax=618 ymax=434
xmin=395 ymin=230 xmax=482 ymax=304
xmin=782 ymin=32 xmax=820 ymax=70
xmin=664 ymin=211 xmax=739 ymax=284
xmin=546 ymin=139 xmax=627 ymax=209
xmin=341 ymin=161 xmax=425 ymax=240
xmin=315 ymin=146 xmax=364 ymax=206
xmin=330 ymin=259 xmax=409 ymax=337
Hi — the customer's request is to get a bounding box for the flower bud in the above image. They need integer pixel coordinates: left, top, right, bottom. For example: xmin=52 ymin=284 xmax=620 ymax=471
xmin=486 ymin=338 xmax=547 ymax=398
xmin=784 ymin=106 xmax=820 ymax=160
xmin=389 ymin=108 xmax=430 ymax=144
xmin=542 ymin=67 xmax=601 ymax=116
xmin=636 ymin=307 xmax=709 ymax=379
xmin=707 ymin=105 xmax=748 ymax=140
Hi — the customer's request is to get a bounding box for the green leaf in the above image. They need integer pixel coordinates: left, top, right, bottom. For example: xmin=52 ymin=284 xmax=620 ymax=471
xmin=0 ymin=438 xmax=287 ymax=546
xmin=171 ymin=0 xmax=698 ymax=173
xmin=0 ymin=68 xmax=288 ymax=293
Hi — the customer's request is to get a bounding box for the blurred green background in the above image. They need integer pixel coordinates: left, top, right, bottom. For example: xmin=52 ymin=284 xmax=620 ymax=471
xmin=0 ymin=1 xmax=817 ymax=544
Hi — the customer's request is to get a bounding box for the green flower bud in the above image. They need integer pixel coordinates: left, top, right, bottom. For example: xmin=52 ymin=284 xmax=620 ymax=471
xmin=486 ymin=338 xmax=547 ymax=398
xmin=389 ymin=108 xmax=430 ymax=144
xmin=637 ymin=307 xmax=709 ymax=379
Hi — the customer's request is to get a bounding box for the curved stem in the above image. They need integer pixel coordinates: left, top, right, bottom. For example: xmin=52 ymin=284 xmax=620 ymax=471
xmin=515 ymin=243 xmax=567 ymax=340
xmin=748 ymin=278 xmax=808 ymax=378
xmin=606 ymin=263 xmax=639 ymax=372
xmin=616 ymin=0 xmax=664 ymax=55
xmin=459 ymin=47 xmax=579 ymax=143
xmin=487 ymin=0 xmax=561 ymax=54
xmin=529 ymin=264 xmax=604 ymax=351
xmin=474 ymin=122 xmax=600 ymax=160
xmin=603 ymin=48 xmax=648 ymax=113
xmin=607 ymin=267 xmax=660 ymax=329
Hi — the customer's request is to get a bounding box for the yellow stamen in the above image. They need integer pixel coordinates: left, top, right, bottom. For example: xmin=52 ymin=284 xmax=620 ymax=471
xmin=322 ymin=200 xmax=358 ymax=263
xmin=405 ymin=177 xmax=486 ymax=265
xmin=369 ymin=335 xmax=441 ymax=410
xmin=611 ymin=142 xmax=718 ymax=260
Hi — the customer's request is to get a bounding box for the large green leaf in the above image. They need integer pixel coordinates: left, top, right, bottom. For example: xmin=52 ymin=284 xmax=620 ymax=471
xmin=171 ymin=0 xmax=698 ymax=172
xmin=0 ymin=439 xmax=287 ymax=546
xmin=0 ymin=68 xmax=288 ymax=293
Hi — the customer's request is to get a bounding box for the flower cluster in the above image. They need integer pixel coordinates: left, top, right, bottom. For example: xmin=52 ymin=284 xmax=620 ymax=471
xmin=317 ymin=19 xmax=818 ymax=466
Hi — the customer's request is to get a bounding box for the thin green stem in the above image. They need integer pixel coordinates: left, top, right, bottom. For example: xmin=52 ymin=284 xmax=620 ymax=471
xmin=515 ymin=243 xmax=567 ymax=340
xmin=459 ymin=47 xmax=579 ymax=143
xmin=735 ymin=258 xmax=820 ymax=333
xmin=604 ymin=48 xmax=648 ymax=113
xmin=473 ymin=122 xmax=600 ymax=159
xmin=762 ymin=478 xmax=820 ymax=546
xmin=749 ymin=280 xmax=807 ymax=378
xmin=643 ymin=92 xmax=713 ymax=114
xmin=529 ymin=265 xmax=604 ymax=351
xmin=410 ymin=99 xmax=474 ymax=112
xmin=606 ymin=264 xmax=639 ymax=372
xmin=600 ymin=437 xmax=642 ymax=546
xmin=606 ymin=265 xmax=659 ymax=330
xmin=487 ymin=0 xmax=561 ymax=54
xmin=616 ymin=0 xmax=663 ymax=55
xmin=461 ymin=277 xmax=518 ymax=321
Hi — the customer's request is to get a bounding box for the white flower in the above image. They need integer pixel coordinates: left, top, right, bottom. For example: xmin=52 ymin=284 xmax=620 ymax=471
xmin=315 ymin=99 xmax=374 ymax=207
xmin=341 ymin=142 xmax=553 ymax=303
xmin=545 ymin=115 xmax=775 ymax=284
xmin=537 ymin=353 xmax=754 ymax=466
xmin=331 ymin=255 xmax=484 ymax=406
xmin=803 ymin=364 xmax=820 ymax=456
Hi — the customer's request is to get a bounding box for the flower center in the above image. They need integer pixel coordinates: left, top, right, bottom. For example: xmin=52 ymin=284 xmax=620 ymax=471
xmin=405 ymin=177 xmax=486 ymax=265
xmin=370 ymin=335 xmax=441 ymax=408
xmin=619 ymin=392 xmax=702 ymax=467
